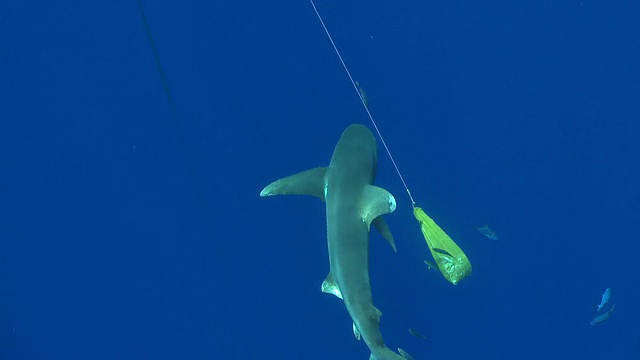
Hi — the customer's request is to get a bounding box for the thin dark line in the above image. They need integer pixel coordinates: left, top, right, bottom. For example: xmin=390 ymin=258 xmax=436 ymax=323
xmin=136 ymin=0 xmax=222 ymax=264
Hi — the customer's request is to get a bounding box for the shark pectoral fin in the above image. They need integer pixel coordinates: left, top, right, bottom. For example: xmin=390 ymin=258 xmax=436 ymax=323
xmin=398 ymin=348 xmax=415 ymax=360
xmin=360 ymin=185 xmax=397 ymax=229
xmin=372 ymin=217 xmax=396 ymax=253
xmin=321 ymin=273 xmax=342 ymax=299
xmin=352 ymin=322 xmax=361 ymax=340
xmin=260 ymin=167 xmax=327 ymax=200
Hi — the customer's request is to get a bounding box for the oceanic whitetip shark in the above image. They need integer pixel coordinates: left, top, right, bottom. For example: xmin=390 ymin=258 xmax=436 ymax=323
xmin=261 ymin=124 xmax=413 ymax=360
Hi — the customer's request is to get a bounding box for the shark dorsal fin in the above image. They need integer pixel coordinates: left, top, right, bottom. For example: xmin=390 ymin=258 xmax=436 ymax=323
xmin=260 ymin=167 xmax=327 ymax=200
xmin=372 ymin=217 xmax=396 ymax=252
xmin=321 ymin=272 xmax=342 ymax=299
xmin=360 ymin=185 xmax=396 ymax=229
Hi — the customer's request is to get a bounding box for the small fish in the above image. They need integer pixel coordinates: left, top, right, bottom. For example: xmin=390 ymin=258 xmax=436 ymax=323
xmin=409 ymin=328 xmax=427 ymax=340
xmin=424 ymin=259 xmax=437 ymax=270
xmin=597 ymin=288 xmax=611 ymax=311
xmin=590 ymin=304 xmax=615 ymax=326
xmin=476 ymin=224 xmax=498 ymax=240
xmin=355 ymin=81 xmax=369 ymax=108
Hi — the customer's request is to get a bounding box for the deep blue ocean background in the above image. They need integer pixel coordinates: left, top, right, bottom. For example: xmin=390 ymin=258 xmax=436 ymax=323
xmin=1 ymin=1 xmax=639 ymax=359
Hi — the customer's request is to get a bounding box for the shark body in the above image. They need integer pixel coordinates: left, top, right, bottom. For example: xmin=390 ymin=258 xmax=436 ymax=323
xmin=261 ymin=124 xmax=411 ymax=360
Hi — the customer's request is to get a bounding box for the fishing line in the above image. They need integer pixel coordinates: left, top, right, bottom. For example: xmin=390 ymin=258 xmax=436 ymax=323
xmin=136 ymin=1 xmax=223 ymax=261
xmin=309 ymin=1 xmax=473 ymax=284
xmin=308 ymin=0 xmax=416 ymax=207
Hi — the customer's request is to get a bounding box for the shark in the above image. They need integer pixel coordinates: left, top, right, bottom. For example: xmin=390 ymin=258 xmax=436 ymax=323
xmin=261 ymin=124 xmax=412 ymax=360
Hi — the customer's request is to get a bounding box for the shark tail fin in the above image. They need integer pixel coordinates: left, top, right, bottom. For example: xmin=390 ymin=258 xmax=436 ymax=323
xmin=260 ymin=167 xmax=327 ymax=200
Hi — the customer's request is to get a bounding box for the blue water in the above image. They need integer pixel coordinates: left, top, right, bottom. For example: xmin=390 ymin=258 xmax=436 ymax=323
xmin=1 ymin=1 xmax=639 ymax=359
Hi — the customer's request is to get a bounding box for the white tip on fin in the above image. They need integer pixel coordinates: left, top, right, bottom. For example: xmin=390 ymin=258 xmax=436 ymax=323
xmin=352 ymin=322 xmax=361 ymax=340
xmin=260 ymin=167 xmax=327 ymax=200
xmin=321 ymin=273 xmax=342 ymax=299
xmin=360 ymin=185 xmax=396 ymax=229
xmin=398 ymin=348 xmax=414 ymax=360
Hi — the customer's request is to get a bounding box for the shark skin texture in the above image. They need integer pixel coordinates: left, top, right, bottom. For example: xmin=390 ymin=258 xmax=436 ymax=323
xmin=261 ymin=124 xmax=412 ymax=360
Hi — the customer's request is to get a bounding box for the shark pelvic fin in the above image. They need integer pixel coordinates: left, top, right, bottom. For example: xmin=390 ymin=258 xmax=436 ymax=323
xmin=360 ymin=185 xmax=397 ymax=229
xmin=260 ymin=167 xmax=327 ymax=200
xmin=369 ymin=348 xmax=414 ymax=360
xmin=398 ymin=348 xmax=415 ymax=360
xmin=321 ymin=272 xmax=342 ymax=299
xmin=372 ymin=217 xmax=396 ymax=252
xmin=370 ymin=304 xmax=382 ymax=323
xmin=352 ymin=322 xmax=361 ymax=340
